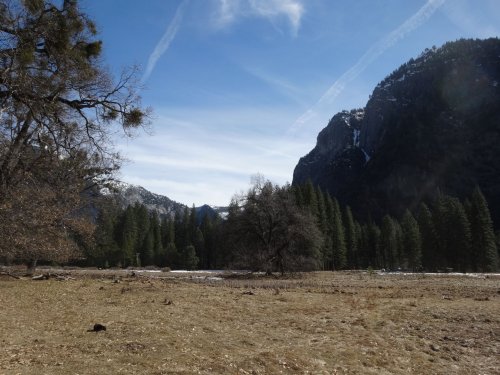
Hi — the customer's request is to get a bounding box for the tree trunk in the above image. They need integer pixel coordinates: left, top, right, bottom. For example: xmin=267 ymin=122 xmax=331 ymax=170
xmin=26 ymin=259 xmax=38 ymax=275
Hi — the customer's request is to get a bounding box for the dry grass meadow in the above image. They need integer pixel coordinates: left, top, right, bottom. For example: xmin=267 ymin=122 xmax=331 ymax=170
xmin=0 ymin=269 xmax=498 ymax=374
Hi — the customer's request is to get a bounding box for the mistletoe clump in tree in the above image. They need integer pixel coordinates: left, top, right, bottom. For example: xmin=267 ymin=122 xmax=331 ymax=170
xmin=0 ymin=0 xmax=149 ymax=267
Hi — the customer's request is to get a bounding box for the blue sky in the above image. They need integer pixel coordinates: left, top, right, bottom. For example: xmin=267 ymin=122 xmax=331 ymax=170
xmin=82 ymin=0 xmax=500 ymax=206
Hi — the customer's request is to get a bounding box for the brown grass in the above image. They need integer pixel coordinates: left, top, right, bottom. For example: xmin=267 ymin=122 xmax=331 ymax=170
xmin=0 ymin=271 xmax=498 ymax=374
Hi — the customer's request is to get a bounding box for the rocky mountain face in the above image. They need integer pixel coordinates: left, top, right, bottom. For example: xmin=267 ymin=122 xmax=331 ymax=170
xmin=293 ymin=38 xmax=500 ymax=225
xmin=106 ymin=182 xmax=186 ymax=218
xmin=103 ymin=182 xmax=225 ymax=221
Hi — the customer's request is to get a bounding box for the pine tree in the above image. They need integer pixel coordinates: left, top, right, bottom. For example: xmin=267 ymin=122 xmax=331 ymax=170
xmin=0 ymin=0 xmax=147 ymax=266
xmin=92 ymin=204 xmax=120 ymax=267
xmin=293 ymin=185 xmax=305 ymax=207
xmin=201 ymin=215 xmax=215 ymax=269
xmin=401 ymin=210 xmax=422 ymax=271
xmin=417 ymin=203 xmax=438 ymax=271
xmin=468 ymin=187 xmax=498 ymax=271
xmin=343 ymin=206 xmax=358 ymax=269
xmin=316 ymin=188 xmax=328 ymax=234
xmin=189 ymin=205 xmax=197 ymax=239
xmin=165 ymin=242 xmax=179 ymax=269
xmin=316 ymin=188 xmax=332 ymax=269
xmin=142 ymin=230 xmax=155 ymax=266
xmin=354 ymin=221 xmax=363 ymax=269
xmin=380 ymin=215 xmax=399 ymax=270
xmin=434 ymin=195 xmax=471 ymax=272
xmin=119 ymin=206 xmax=138 ymax=267
xmin=193 ymin=227 xmax=205 ymax=269
xmin=368 ymin=222 xmax=381 ymax=268
xmin=357 ymin=224 xmax=369 ymax=268
xmin=331 ymin=198 xmax=347 ymax=270
xmin=183 ymin=245 xmax=199 ymax=270
xmin=134 ymin=204 xmax=150 ymax=257
xmin=302 ymin=180 xmax=318 ymax=217
xmin=149 ymin=212 xmax=164 ymax=266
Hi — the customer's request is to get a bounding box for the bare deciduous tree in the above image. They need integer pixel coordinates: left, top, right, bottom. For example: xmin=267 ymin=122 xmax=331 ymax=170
xmin=0 ymin=0 xmax=150 ymax=266
xmin=225 ymin=176 xmax=322 ymax=274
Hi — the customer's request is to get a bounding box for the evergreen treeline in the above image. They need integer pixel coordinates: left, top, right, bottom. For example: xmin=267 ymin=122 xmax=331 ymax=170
xmin=86 ymin=202 xmax=220 ymax=270
xmin=293 ymin=182 xmax=498 ymax=272
xmin=85 ymin=183 xmax=498 ymax=273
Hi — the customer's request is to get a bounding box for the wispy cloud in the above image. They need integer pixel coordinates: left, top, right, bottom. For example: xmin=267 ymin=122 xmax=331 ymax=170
xmin=213 ymin=0 xmax=304 ymax=36
xmin=243 ymin=65 xmax=306 ymax=105
xmin=289 ymin=0 xmax=446 ymax=134
xmin=142 ymin=0 xmax=189 ymax=83
xmin=441 ymin=0 xmax=500 ymax=38
xmin=117 ymin=107 xmax=310 ymax=206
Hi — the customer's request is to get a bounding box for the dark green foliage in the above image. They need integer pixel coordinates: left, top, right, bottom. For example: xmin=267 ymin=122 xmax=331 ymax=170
xmin=367 ymin=223 xmax=381 ymax=268
xmin=90 ymin=201 xmax=121 ymax=267
xmin=434 ymin=195 xmax=471 ymax=272
xmin=343 ymin=206 xmax=357 ymax=269
xmin=86 ymin=183 xmax=497 ymax=273
xmin=468 ymin=187 xmax=498 ymax=271
xmin=401 ymin=210 xmax=422 ymax=271
xmin=330 ymin=200 xmax=347 ymax=270
xmin=182 ymin=245 xmax=199 ymax=270
xmin=417 ymin=203 xmax=438 ymax=271
xmin=302 ymin=180 xmax=319 ymax=217
xmin=379 ymin=215 xmax=400 ymax=270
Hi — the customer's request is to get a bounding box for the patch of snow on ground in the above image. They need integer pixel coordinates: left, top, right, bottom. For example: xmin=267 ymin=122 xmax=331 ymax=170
xmin=378 ymin=271 xmax=500 ymax=279
xmin=130 ymin=269 xmax=162 ymax=273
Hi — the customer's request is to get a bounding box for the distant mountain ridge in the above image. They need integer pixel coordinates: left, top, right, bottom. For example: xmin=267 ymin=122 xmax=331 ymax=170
xmin=293 ymin=38 xmax=500 ymax=226
xmin=103 ymin=182 xmax=227 ymax=221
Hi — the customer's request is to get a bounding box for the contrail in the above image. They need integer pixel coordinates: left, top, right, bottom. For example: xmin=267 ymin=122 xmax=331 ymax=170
xmin=289 ymin=0 xmax=446 ymax=134
xmin=142 ymin=0 xmax=189 ymax=83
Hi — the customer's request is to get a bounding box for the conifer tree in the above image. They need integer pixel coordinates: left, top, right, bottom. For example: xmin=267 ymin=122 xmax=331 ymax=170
xmin=330 ymin=198 xmax=347 ymax=270
xmin=293 ymin=185 xmax=305 ymax=207
xmin=468 ymin=187 xmax=498 ymax=271
xmin=354 ymin=221 xmax=362 ymax=269
xmin=189 ymin=205 xmax=197 ymax=239
xmin=193 ymin=227 xmax=205 ymax=268
xmin=150 ymin=212 xmax=164 ymax=266
xmin=343 ymin=206 xmax=358 ymax=269
xmin=119 ymin=206 xmax=138 ymax=266
xmin=165 ymin=242 xmax=179 ymax=269
xmin=302 ymin=180 xmax=319 ymax=217
xmin=368 ymin=223 xmax=381 ymax=268
xmin=135 ymin=204 xmax=150 ymax=256
xmin=434 ymin=195 xmax=471 ymax=272
xmin=92 ymin=203 xmax=120 ymax=267
xmin=358 ymin=224 xmax=370 ymax=268
xmin=201 ymin=215 xmax=215 ymax=269
xmin=401 ymin=210 xmax=422 ymax=271
xmin=143 ymin=230 xmax=155 ymax=266
xmin=316 ymin=188 xmax=328 ymax=234
xmin=380 ymin=215 xmax=399 ymax=270
xmin=182 ymin=245 xmax=199 ymax=270
xmin=316 ymin=187 xmax=332 ymax=268
xmin=417 ymin=203 xmax=438 ymax=271
xmin=0 ymin=0 xmax=148 ymax=266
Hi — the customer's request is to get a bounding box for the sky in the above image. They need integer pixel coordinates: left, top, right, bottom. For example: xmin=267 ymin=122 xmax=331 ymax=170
xmin=81 ymin=0 xmax=500 ymax=207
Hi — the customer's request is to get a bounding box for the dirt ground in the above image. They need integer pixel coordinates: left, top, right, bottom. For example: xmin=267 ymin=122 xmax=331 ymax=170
xmin=0 ymin=270 xmax=498 ymax=374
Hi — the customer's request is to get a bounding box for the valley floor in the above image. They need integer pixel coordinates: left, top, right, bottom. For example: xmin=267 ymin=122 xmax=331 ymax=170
xmin=0 ymin=270 xmax=498 ymax=374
